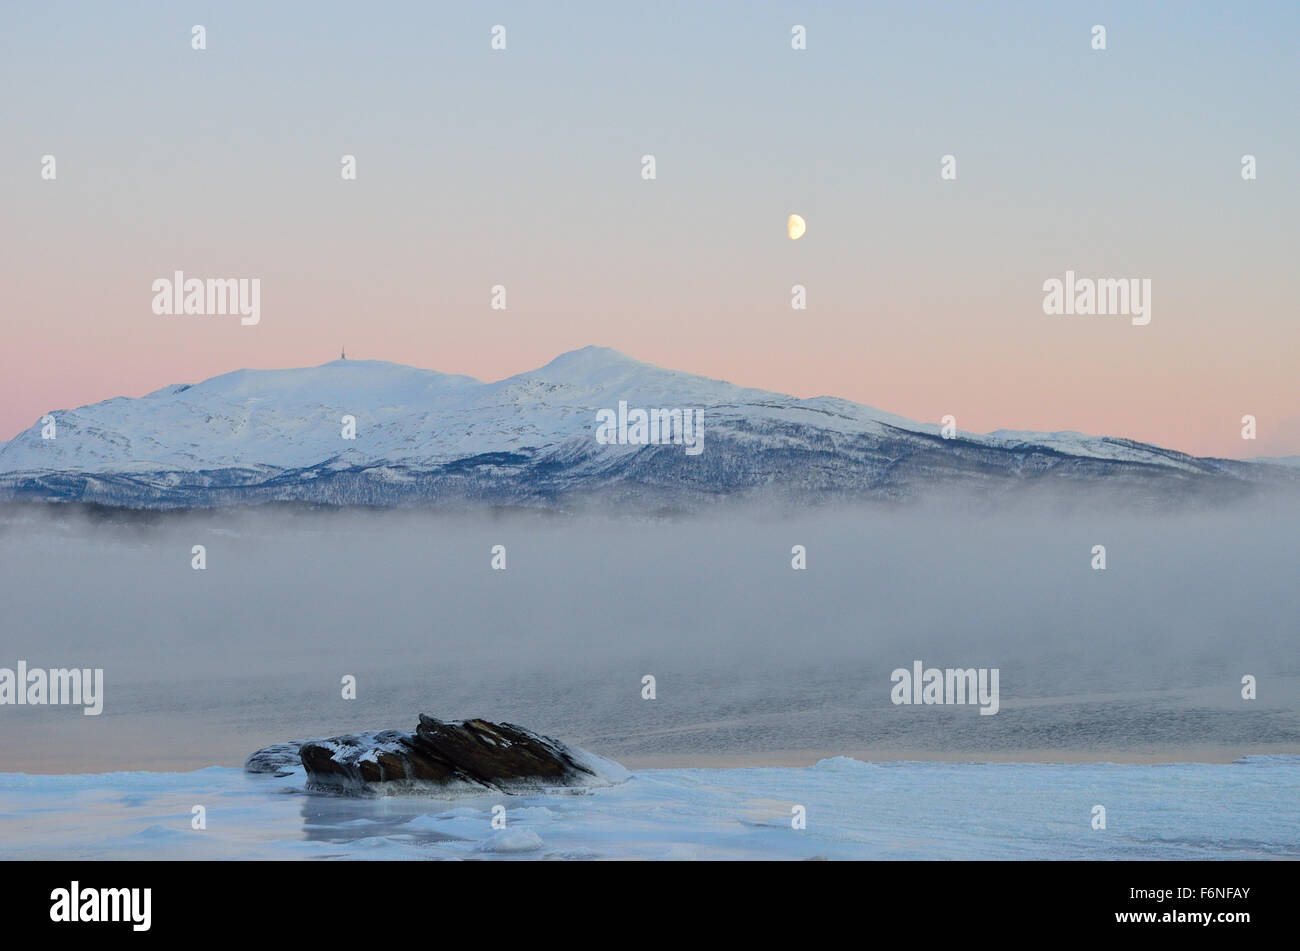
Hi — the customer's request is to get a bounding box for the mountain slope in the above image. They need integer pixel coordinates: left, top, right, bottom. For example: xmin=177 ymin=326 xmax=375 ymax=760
xmin=0 ymin=347 xmax=1291 ymax=509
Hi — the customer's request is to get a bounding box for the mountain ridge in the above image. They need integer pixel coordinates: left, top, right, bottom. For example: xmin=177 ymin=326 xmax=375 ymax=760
xmin=1 ymin=347 xmax=1293 ymax=510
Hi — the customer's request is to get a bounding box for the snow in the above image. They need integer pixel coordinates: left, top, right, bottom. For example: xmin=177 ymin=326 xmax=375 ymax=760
xmin=0 ymin=756 xmax=1295 ymax=860
xmin=476 ymin=828 xmax=545 ymax=853
xmin=1252 ymin=455 xmax=1300 ymax=469
xmin=986 ymin=429 xmax=1202 ymax=470
xmin=0 ymin=347 xmax=1208 ymax=477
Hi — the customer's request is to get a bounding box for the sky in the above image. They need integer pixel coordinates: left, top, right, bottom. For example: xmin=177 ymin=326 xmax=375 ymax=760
xmin=1 ymin=1 xmax=1297 ymax=458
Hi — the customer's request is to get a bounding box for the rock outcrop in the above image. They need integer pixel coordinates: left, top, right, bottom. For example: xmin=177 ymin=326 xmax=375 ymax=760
xmin=243 ymin=742 xmax=304 ymax=776
xmin=246 ymin=715 xmax=628 ymax=795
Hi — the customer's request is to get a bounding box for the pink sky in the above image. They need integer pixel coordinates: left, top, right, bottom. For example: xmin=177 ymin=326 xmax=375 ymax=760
xmin=2 ymin=255 xmax=1295 ymax=460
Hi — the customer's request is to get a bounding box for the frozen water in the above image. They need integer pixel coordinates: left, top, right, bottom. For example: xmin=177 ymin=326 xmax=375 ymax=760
xmin=0 ymin=756 xmax=1295 ymax=860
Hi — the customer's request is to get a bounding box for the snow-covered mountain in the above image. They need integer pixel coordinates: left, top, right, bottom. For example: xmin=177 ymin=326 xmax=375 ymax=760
xmin=1252 ymin=455 xmax=1300 ymax=469
xmin=0 ymin=347 xmax=1291 ymax=509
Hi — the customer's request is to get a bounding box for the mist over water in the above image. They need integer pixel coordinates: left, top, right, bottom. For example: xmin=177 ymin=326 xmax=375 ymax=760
xmin=1 ymin=498 xmax=1297 ymax=772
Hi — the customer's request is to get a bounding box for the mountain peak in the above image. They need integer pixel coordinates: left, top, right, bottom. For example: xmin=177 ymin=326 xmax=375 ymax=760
xmin=501 ymin=346 xmax=671 ymax=390
xmin=535 ymin=345 xmax=646 ymax=372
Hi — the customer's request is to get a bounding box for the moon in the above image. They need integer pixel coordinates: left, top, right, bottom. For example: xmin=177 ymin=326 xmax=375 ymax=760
xmin=787 ymin=214 xmax=806 ymax=240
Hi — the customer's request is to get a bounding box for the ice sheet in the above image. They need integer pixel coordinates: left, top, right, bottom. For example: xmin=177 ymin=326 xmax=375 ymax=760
xmin=1 ymin=756 xmax=1295 ymax=860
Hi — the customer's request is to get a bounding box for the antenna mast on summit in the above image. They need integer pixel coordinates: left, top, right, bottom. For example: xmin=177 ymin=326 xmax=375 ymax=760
xmin=341 ymin=346 xmax=346 ymax=360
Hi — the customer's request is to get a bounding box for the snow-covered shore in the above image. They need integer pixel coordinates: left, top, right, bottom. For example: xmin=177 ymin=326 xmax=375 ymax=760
xmin=2 ymin=755 xmax=1296 ymax=861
